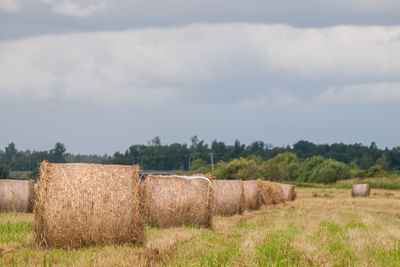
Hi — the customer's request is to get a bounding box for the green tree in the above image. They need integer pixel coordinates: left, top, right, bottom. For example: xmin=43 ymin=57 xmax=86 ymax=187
xmin=309 ymin=159 xmax=350 ymax=184
xmin=359 ymin=153 xmax=374 ymax=170
xmin=297 ymin=156 xmax=325 ymax=182
xmin=376 ymin=153 xmax=389 ymax=170
xmin=5 ymin=142 xmax=17 ymax=165
xmin=263 ymin=152 xmax=300 ymax=181
xmin=49 ymin=142 xmax=67 ymax=163
xmin=0 ymin=164 xmax=9 ymax=179
xmin=366 ymin=165 xmax=387 ymax=177
xmin=188 ymin=158 xmax=211 ymax=174
xmin=215 ymin=157 xmax=263 ymax=180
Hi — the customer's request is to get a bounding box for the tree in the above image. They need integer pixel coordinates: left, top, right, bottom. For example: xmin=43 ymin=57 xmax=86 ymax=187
xmin=0 ymin=164 xmax=9 ymax=179
xmin=150 ymin=136 xmax=161 ymax=146
xmin=293 ymin=140 xmax=317 ymax=159
xmin=359 ymin=153 xmax=374 ymax=170
xmin=188 ymin=158 xmax=211 ymax=174
xmin=5 ymin=142 xmax=17 ymax=165
xmin=297 ymin=156 xmax=325 ymax=182
xmin=49 ymin=142 xmax=67 ymax=163
xmin=263 ymin=152 xmax=300 ymax=181
xmin=215 ymin=157 xmax=263 ymax=180
xmin=376 ymin=153 xmax=389 ymax=170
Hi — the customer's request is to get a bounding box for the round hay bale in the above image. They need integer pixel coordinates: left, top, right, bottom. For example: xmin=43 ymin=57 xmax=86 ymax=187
xmin=278 ymin=183 xmax=296 ymax=201
xmin=259 ymin=181 xmax=285 ymax=205
xmin=34 ymin=161 xmax=145 ymax=248
xmin=213 ymin=179 xmax=245 ymax=216
xmin=143 ymin=175 xmax=214 ymax=228
xmin=0 ymin=179 xmax=34 ymax=212
xmin=352 ymin=184 xmax=370 ymax=197
xmin=243 ymin=180 xmax=261 ymax=210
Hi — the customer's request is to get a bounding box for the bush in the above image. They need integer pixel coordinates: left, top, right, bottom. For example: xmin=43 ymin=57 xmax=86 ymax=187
xmin=263 ymin=152 xmax=300 ymax=181
xmin=188 ymin=158 xmax=211 ymax=175
xmin=309 ymin=159 xmax=350 ymax=184
xmin=215 ymin=157 xmax=263 ymax=180
xmin=297 ymin=156 xmax=325 ymax=182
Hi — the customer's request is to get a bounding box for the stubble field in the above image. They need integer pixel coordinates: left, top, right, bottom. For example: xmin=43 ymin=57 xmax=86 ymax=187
xmin=1 ymin=187 xmax=400 ymax=266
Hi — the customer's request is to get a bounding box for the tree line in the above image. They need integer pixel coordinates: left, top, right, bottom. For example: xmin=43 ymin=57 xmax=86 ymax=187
xmin=0 ymin=137 xmax=400 ymax=180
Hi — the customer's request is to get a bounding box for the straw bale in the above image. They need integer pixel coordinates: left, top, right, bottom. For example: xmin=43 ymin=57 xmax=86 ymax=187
xmin=351 ymin=184 xmax=370 ymax=197
xmin=143 ymin=175 xmax=214 ymax=228
xmin=213 ymin=179 xmax=245 ymax=216
xmin=34 ymin=162 xmax=145 ymax=248
xmin=0 ymin=179 xmax=34 ymax=212
xmin=259 ymin=181 xmax=285 ymax=205
xmin=243 ymin=180 xmax=261 ymax=210
xmin=278 ymin=183 xmax=296 ymax=201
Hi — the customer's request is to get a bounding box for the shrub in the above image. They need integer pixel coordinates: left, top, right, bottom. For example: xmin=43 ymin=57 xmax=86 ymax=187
xmin=309 ymin=159 xmax=350 ymax=184
xmin=263 ymin=153 xmax=300 ymax=181
xmin=297 ymin=156 xmax=325 ymax=182
xmin=215 ymin=157 xmax=263 ymax=180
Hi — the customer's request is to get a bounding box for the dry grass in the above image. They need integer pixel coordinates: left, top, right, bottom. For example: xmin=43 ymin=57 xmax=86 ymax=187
xmin=1 ymin=187 xmax=400 ymax=266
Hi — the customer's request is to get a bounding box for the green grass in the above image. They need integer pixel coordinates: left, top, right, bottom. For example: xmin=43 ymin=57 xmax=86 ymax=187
xmin=1 ymin=188 xmax=400 ymax=266
xmin=293 ymin=176 xmax=400 ymax=190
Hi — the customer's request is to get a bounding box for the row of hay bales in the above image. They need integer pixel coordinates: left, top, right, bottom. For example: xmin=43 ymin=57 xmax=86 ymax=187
xmin=1 ymin=162 xmax=295 ymax=248
xmin=0 ymin=179 xmax=35 ymax=212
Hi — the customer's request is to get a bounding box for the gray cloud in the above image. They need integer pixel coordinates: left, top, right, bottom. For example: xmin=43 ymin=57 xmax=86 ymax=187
xmin=0 ymin=0 xmax=20 ymax=12
xmin=1 ymin=0 xmax=400 ymax=40
xmin=1 ymin=2 xmax=400 ymax=154
xmin=0 ymin=24 xmax=399 ymax=107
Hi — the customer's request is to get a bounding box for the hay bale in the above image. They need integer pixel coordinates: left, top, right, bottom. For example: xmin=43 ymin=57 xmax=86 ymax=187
xmin=278 ymin=183 xmax=296 ymax=201
xmin=352 ymin=184 xmax=370 ymax=197
xmin=0 ymin=179 xmax=34 ymax=212
xmin=259 ymin=181 xmax=285 ymax=205
xmin=34 ymin=161 xmax=145 ymax=248
xmin=143 ymin=175 xmax=214 ymax=228
xmin=213 ymin=179 xmax=245 ymax=216
xmin=243 ymin=180 xmax=261 ymax=210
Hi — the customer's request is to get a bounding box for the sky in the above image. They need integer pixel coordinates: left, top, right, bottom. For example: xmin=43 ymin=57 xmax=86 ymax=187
xmin=0 ymin=0 xmax=400 ymax=154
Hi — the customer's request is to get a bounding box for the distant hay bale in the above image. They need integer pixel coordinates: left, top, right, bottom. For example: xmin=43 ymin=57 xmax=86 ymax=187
xmin=34 ymin=161 xmax=145 ymax=248
xmin=278 ymin=183 xmax=296 ymax=201
xmin=143 ymin=175 xmax=214 ymax=228
xmin=213 ymin=179 xmax=245 ymax=216
xmin=352 ymin=184 xmax=370 ymax=197
xmin=259 ymin=181 xmax=285 ymax=205
xmin=243 ymin=180 xmax=261 ymax=210
xmin=0 ymin=179 xmax=34 ymax=212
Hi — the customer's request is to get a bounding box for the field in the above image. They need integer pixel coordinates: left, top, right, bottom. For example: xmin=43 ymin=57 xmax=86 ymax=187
xmin=1 ymin=187 xmax=400 ymax=266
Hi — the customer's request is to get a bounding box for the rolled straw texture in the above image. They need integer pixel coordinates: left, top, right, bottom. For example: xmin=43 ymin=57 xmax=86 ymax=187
xmin=143 ymin=175 xmax=214 ymax=228
xmin=0 ymin=179 xmax=34 ymax=212
xmin=213 ymin=179 xmax=245 ymax=216
xmin=259 ymin=181 xmax=285 ymax=205
xmin=243 ymin=180 xmax=261 ymax=210
xmin=352 ymin=184 xmax=370 ymax=197
xmin=278 ymin=183 xmax=296 ymax=201
xmin=34 ymin=162 xmax=145 ymax=248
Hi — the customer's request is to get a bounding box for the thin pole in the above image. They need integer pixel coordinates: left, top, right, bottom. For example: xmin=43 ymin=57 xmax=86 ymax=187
xmin=210 ymin=153 xmax=214 ymax=173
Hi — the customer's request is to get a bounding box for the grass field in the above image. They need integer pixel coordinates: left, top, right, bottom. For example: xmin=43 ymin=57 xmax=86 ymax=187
xmin=1 ymin=187 xmax=400 ymax=266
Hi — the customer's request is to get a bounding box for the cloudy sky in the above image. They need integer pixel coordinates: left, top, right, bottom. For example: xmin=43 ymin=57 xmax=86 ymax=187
xmin=1 ymin=0 xmax=400 ymax=154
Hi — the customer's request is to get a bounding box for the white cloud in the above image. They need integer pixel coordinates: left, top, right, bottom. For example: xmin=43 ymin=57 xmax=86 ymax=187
xmin=317 ymin=83 xmax=400 ymax=103
xmin=0 ymin=23 xmax=399 ymax=106
xmin=37 ymin=0 xmax=109 ymax=17
xmin=0 ymin=0 xmax=20 ymax=12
